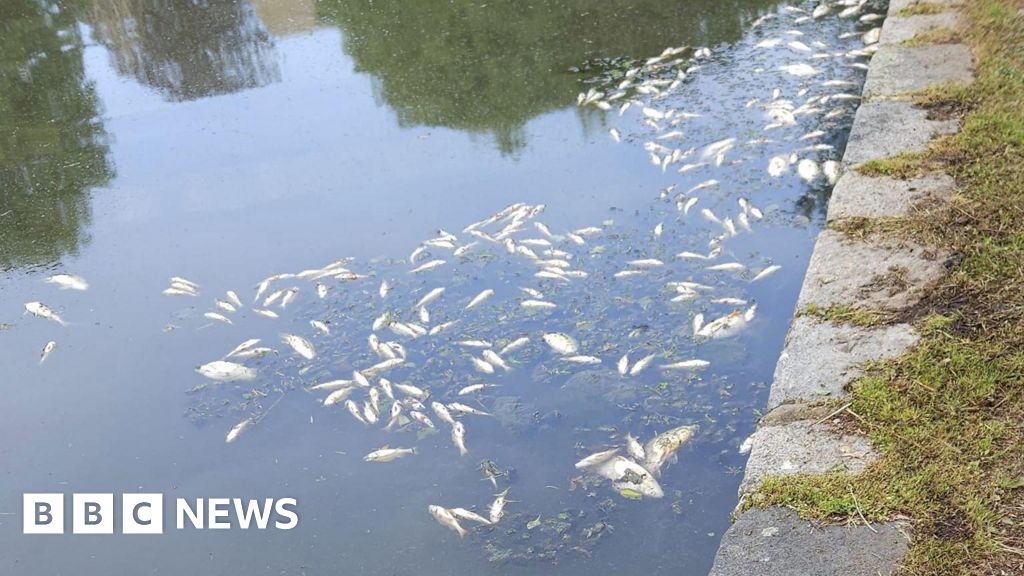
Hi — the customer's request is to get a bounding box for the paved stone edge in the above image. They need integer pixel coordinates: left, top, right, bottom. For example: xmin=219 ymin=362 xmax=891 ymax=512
xmin=708 ymin=1 xmax=973 ymax=574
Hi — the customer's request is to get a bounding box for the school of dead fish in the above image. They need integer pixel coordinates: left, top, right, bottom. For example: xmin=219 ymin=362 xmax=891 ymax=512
xmin=13 ymin=0 xmax=884 ymax=543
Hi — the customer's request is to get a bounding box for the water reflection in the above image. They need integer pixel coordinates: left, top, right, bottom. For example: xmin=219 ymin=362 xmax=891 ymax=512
xmin=84 ymin=0 xmax=281 ymax=101
xmin=316 ymin=0 xmax=776 ymax=153
xmin=0 ymin=0 xmax=113 ymax=269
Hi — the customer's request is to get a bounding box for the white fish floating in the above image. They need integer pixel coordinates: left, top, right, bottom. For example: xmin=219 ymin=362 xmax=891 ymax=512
xmin=450 ymin=507 xmax=492 ymax=526
xmin=281 ymin=333 xmax=316 ymax=360
xmin=451 ymin=421 xmax=469 ymax=456
xmin=24 ymin=302 xmax=68 ymax=327
xmin=752 ymin=265 xmax=782 ymax=282
xmin=39 ymin=341 xmax=57 ymax=364
xmin=595 ymin=456 xmax=664 ymax=499
xmin=489 ymin=489 xmax=510 ymax=523
xmin=410 ymin=259 xmax=446 ymax=274
xmin=429 ymin=505 xmax=467 ymax=537
xmin=197 ymin=361 xmax=257 ymax=382
xmin=364 ymin=447 xmax=416 ymax=463
xmin=542 ymin=332 xmax=579 ymax=356
xmin=644 ymin=424 xmax=698 ymax=476
xmin=797 ymin=159 xmax=821 ymax=182
xmin=499 ymin=336 xmax=530 ymax=355
xmin=521 ymin=299 xmax=556 ymax=310
xmin=45 ymin=274 xmax=88 ymax=291
xmin=310 ymin=320 xmax=330 ymax=335
xmin=225 ymin=338 xmax=261 ymax=359
xmin=660 ymin=359 xmax=710 ymax=371
xmin=465 ymin=289 xmax=495 ymax=310
xmin=779 ymin=63 xmax=819 ymax=77
xmin=253 ymin=308 xmax=279 ymax=319
xmin=226 ymin=418 xmax=253 ymax=443
xmin=416 ymin=287 xmax=445 ymax=309
xmin=697 ymin=305 xmax=757 ymax=339
xmin=629 ymin=354 xmax=657 ymax=376
xmin=204 ymin=312 xmax=233 ymax=325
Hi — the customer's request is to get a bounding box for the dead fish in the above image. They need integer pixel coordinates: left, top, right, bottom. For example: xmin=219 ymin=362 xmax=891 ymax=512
xmin=204 ymin=312 xmax=233 ymax=325
xmin=629 ymin=354 xmax=657 ymax=376
xmin=428 ymin=505 xmax=467 ymax=537
xmin=409 ymin=411 xmax=435 ymax=429
xmin=707 ymin=262 xmax=746 ymax=272
xmin=466 ymin=289 xmax=495 ymax=310
xmin=323 ymin=387 xmax=356 ymax=407
xmin=797 ymin=159 xmax=821 ymax=182
xmin=225 ymin=418 xmax=252 ymax=443
xmin=499 ymin=336 xmax=530 ymax=355
xmin=700 ymin=208 xmax=722 ymax=226
xmin=457 ymin=339 xmax=492 ymax=349
xmin=563 ymin=355 xmax=602 ymax=365
xmin=197 ymin=361 xmax=256 ymax=382
xmin=432 ymin=402 xmax=456 ymax=426
xmin=779 ymin=63 xmax=818 ymax=76
xmin=215 ymin=300 xmax=237 ymax=314
xmin=310 ymin=320 xmax=330 ymax=335
xmin=225 ymin=291 xmax=243 ymax=308
xmin=626 ymin=434 xmax=646 ymax=462
xmin=458 ymin=384 xmax=496 ymax=396
xmin=823 ymin=160 xmax=841 ymax=184
xmin=362 ymin=401 xmax=379 ymax=424
xmin=768 ymin=155 xmax=789 ymax=177
xmin=697 ymin=305 xmax=757 ymax=339
xmin=482 ymin=350 xmax=510 ymax=371
xmin=416 ymin=287 xmax=445 ymax=309
xmin=521 ymin=299 xmax=556 ymax=310
xmin=628 ymin=258 xmax=664 ymax=268
xmin=660 ymin=359 xmax=710 ymax=371
xmin=163 ymin=287 xmax=197 ymax=297
xmin=410 ymin=260 xmax=446 ymax=274
xmin=448 ymin=402 xmax=490 ymax=417
xmin=693 ymin=313 xmax=705 ymax=336
xmin=575 ymin=448 xmax=621 ymax=470
xmin=364 ymin=447 xmax=416 ymax=462
xmin=345 ymin=400 xmax=367 ymax=424
xmin=489 ymin=489 xmax=510 ymax=523
xmin=24 ymin=302 xmax=68 ymax=327
xmin=429 ymin=320 xmax=459 ymax=335
xmin=232 ymin=347 xmax=275 ymax=360
xmin=644 ymin=424 xmax=698 ymax=476
xmin=394 ymin=383 xmax=427 ymax=400
xmin=752 ymin=265 xmax=782 ymax=282
xmin=252 ymin=308 xmax=279 ymax=319
xmin=472 ymin=357 xmax=495 ymax=374
xmin=45 ymin=274 xmax=88 ymax=291
xmin=614 ymin=270 xmax=645 ymax=279
xmin=225 ymin=338 xmax=261 ymax=359
xmin=39 ymin=341 xmax=57 ymax=364
xmin=281 ymin=333 xmax=316 ymax=360
xmin=617 ymin=354 xmax=629 ymax=376
xmin=279 ymin=288 xmax=299 ymax=308
xmin=450 ymin=507 xmax=492 ymax=526
xmin=451 ymin=421 xmax=469 ymax=456
xmin=542 ymin=333 xmax=578 ymax=355
xmin=609 ymin=128 xmax=621 ymax=142
xmin=595 ymin=456 xmax=664 ymax=499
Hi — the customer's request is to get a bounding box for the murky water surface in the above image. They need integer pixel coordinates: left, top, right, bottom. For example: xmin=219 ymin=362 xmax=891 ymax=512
xmin=0 ymin=0 xmax=883 ymax=573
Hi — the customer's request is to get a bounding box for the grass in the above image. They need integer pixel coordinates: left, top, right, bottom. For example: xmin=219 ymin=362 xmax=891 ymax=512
xmin=897 ymin=2 xmax=947 ymax=17
xmin=857 ymin=151 xmax=935 ymax=179
xmin=801 ymin=303 xmax=892 ymax=327
xmin=902 ymin=27 xmax=962 ymax=47
xmin=749 ymin=1 xmax=1024 ymax=573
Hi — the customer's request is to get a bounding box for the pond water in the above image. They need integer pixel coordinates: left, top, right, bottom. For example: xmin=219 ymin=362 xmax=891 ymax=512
xmin=0 ymin=0 xmax=884 ymax=574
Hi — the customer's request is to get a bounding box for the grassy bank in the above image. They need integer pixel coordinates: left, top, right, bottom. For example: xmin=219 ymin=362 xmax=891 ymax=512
xmin=747 ymin=1 xmax=1024 ymax=574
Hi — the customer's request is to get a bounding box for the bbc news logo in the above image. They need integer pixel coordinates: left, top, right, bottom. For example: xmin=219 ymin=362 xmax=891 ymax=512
xmin=23 ymin=494 xmax=298 ymax=534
